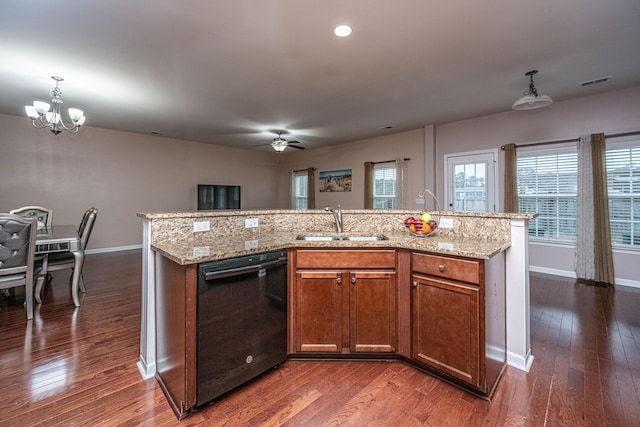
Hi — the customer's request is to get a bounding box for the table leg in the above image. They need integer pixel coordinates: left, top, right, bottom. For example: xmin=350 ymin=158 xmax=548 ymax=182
xmin=70 ymin=249 xmax=85 ymax=307
xmin=34 ymin=255 xmax=49 ymax=304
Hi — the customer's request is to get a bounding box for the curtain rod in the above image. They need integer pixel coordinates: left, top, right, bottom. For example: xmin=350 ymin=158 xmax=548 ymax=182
xmin=370 ymin=157 xmax=411 ymax=165
xmin=500 ymin=130 xmax=640 ymax=151
xmin=292 ymin=167 xmax=317 ymax=173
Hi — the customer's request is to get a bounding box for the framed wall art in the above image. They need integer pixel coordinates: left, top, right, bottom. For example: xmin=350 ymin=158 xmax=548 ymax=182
xmin=319 ymin=169 xmax=352 ymax=192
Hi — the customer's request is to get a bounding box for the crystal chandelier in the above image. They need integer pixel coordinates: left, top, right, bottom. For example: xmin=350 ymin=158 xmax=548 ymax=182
xmin=25 ymin=76 xmax=86 ymax=134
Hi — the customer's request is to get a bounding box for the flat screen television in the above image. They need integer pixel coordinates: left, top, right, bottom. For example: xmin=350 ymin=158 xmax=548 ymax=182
xmin=197 ymin=184 xmax=241 ymax=210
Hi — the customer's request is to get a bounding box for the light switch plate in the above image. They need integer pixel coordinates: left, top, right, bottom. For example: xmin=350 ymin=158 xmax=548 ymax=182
xmin=193 ymin=221 xmax=210 ymax=232
xmin=439 ymin=217 xmax=454 ymax=229
xmin=415 ymin=198 xmax=425 ymax=205
xmin=245 ymin=218 xmax=259 ymax=228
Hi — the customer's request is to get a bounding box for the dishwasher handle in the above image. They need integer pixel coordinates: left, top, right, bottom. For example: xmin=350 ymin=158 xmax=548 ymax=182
xmin=203 ymin=258 xmax=287 ymax=281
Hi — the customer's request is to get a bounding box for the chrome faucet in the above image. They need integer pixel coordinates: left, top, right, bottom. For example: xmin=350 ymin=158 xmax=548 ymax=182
xmin=324 ymin=205 xmax=343 ymax=233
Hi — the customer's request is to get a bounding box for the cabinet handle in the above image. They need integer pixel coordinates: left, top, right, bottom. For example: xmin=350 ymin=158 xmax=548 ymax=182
xmin=412 ymin=281 xmax=417 ymax=287
xmin=351 ymin=277 xmax=356 ymax=284
xmin=438 ymin=265 xmax=445 ymax=272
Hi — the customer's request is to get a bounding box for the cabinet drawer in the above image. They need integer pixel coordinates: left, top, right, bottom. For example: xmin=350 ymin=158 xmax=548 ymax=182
xmin=412 ymin=252 xmax=481 ymax=285
xmin=296 ymin=250 xmax=396 ymax=269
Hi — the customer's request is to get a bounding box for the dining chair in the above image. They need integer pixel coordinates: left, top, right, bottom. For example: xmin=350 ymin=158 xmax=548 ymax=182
xmin=35 ymin=208 xmax=98 ymax=302
xmin=0 ymin=214 xmax=39 ymax=320
xmin=9 ymin=206 xmax=53 ymax=229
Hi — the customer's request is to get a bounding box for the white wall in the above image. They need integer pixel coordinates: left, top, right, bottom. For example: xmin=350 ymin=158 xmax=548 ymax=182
xmin=0 ymin=114 xmax=285 ymax=250
xmin=432 ymin=86 xmax=640 ymax=285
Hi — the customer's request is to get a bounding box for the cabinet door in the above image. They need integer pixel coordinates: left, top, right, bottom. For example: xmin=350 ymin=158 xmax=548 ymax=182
xmin=295 ymin=270 xmax=343 ymax=353
xmin=411 ymin=273 xmax=480 ymax=387
xmin=350 ymin=270 xmax=396 ymax=353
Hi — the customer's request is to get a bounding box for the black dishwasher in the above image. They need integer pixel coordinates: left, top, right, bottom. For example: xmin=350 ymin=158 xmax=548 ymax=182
xmin=196 ymin=250 xmax=287 ymax=407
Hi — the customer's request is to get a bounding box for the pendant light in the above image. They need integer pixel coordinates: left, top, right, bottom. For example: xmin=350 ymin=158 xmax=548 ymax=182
xmin=512 ymin=70 xmax=553 ymax=110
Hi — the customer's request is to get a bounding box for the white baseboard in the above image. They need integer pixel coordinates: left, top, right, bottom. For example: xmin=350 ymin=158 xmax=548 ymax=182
xmin=507 ymin=350 xmax=534 ymax=372
xmin=85 ymin=244 xmax=143 ymax=255
xmin=529 ymin=265 xmax=640 ymax=289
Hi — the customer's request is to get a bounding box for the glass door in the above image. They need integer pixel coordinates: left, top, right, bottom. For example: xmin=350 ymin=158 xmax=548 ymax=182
xmin=444 ymin=151 xmax=497 ymax=212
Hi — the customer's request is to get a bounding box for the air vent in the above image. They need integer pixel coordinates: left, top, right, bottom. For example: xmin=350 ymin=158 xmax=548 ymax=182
xmin=580 ymin=76 xmax=612 ymax=87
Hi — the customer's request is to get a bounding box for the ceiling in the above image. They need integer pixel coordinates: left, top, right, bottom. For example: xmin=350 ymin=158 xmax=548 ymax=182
xmin=2 ymin=0 xmax=640 ymax=152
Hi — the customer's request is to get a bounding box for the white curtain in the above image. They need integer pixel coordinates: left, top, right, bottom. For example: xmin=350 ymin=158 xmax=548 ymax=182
xmin=395 ymin=158 xmax=408 ymax=209
xmin=575 ymin=135 xmax=595 ymax=279
xmin=574 ymin=133 xmax=615 ymax=284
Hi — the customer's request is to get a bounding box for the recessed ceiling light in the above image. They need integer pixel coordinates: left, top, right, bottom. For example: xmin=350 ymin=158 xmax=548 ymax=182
xmin=334 ymin=25 xmax=352 ymax=37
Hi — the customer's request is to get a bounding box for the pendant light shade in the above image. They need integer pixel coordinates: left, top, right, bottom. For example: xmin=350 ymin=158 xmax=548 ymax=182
xmin=512 ymin=70 xmax=553 ymax=110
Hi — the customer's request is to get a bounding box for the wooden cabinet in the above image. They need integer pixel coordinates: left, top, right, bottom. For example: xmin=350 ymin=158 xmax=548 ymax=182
xmin=290 ymin=249 xmax=396 ymax=355
xmin=154 ymin=252 xmax=197 ymax=419
xmin=411 ymin=252 xmax=506 ymax=396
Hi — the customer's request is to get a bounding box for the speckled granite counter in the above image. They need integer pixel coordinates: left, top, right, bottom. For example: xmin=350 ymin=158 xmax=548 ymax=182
xmin=139 ymin=209 xmax=529 ymax=265
xmin=151 ymin=230 xmax=511 ymax=265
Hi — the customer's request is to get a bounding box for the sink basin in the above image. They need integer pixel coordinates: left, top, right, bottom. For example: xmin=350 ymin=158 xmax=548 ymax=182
xmin=296 ymin=235 xmax=388 ymax=241
xmin=296 ymin=235 xmax=342 ymax=241
xmin=342 ymin=235 xmax=389 ymax=241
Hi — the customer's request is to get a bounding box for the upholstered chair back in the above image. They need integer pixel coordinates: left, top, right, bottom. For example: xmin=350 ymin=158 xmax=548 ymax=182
xmin=9 ymin=206 xmax=53 ymax=229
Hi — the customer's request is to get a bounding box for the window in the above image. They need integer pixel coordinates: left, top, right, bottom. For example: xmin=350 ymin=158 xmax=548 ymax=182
xmin=517 ymin=151 xmax=577 ymax=240
xmin=606 ymin=144 xmax=640 ymax=246
xmin=516 ymin=141 xmax=640 ymax=248
xmin=292 ymin=171 xmax=308 ymax=210
xmin=373 ymin=163 xmax=396 ymax=209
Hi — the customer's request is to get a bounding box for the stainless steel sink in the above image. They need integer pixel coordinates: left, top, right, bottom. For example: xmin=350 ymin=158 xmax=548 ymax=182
xmin=341 ymin=235 xmax=389 ymax=241
xmin=296 ymin=235 xmax=342 ymax=241
xmin=296 ymin=235 xmax=388 ymax=241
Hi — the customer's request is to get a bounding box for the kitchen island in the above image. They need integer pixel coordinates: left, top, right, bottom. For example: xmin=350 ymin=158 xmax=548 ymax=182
xmin=137 ymin=209 xmax=535 ymax=416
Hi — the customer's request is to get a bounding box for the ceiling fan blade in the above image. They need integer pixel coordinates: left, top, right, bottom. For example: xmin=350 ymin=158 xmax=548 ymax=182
xmin=289 ymin=144 xmax=305 ymax=150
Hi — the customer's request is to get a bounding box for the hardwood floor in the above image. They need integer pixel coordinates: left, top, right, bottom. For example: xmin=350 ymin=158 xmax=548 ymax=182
xmin=1 ymin=250 xmax=639 ymax=426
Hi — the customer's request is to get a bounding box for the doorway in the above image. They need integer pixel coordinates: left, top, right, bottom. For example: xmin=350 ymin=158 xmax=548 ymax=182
xmin=444 ymin=150 xmax=497 ymax=212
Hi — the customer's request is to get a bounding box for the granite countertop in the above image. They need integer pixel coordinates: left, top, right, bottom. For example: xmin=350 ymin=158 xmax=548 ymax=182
xmin=151 ymin=231 xmax=511 ymax=265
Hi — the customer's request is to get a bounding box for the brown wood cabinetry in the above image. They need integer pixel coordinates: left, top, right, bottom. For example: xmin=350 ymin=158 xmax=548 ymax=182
xmin=411 ymin=252 xmax=506 ymax=396
xmin=154 ymin=253 xmax=197 ymax=418
xmin=290 ymin=249 xmax=397 ymax=355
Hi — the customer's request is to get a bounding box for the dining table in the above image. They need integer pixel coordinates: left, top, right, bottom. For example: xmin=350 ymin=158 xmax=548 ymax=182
xmin=35 ymin=225 xmax=84 ymax=307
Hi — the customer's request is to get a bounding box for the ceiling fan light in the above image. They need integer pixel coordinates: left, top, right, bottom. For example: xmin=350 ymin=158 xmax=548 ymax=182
xmin=272 ymin=142 xmax=287 ymax=152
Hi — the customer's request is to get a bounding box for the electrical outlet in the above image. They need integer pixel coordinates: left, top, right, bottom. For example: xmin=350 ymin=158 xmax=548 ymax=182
xmin=193 ymin=221 xmax=210 ymax=232
xmin=245 ymin=218 xmax=259 ymax=228
xmin=415 ymin=198 xmax=425 ymax=205
xmin=244 ymin=240 xmax=259 ymax=250
xmin=439 ymin=217 xmax=454 ymax=229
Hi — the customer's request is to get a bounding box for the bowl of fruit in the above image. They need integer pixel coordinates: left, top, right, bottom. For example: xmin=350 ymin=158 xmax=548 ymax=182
xmin=404 ymin=212 xmax=438 ymax=237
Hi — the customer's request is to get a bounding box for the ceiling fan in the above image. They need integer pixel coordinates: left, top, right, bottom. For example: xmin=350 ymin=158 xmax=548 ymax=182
xmin=254 ymin=131 xmax=305 ymax=152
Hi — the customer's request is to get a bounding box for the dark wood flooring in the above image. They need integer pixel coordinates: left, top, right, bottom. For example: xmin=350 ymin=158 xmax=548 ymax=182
xmin=1 ymin=250 xmax=639 ymax=426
